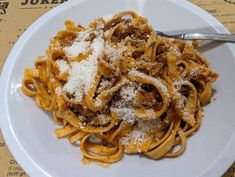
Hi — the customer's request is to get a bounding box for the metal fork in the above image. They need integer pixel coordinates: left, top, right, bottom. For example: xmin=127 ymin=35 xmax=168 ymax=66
xmin=155 ymin=31 xmax=235 ymax=42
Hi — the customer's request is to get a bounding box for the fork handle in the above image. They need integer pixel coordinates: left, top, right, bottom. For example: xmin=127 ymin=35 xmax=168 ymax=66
xmin=181 ymin=33 xmax=235 ymax=42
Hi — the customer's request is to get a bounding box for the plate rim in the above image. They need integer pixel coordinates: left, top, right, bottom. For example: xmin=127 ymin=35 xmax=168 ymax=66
xmin=0 ymin=0 xmax=235 ymax=177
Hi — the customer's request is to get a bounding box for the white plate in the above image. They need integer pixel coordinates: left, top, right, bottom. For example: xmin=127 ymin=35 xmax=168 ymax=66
xmin=1 ymin=0 xmax=235 ymax=177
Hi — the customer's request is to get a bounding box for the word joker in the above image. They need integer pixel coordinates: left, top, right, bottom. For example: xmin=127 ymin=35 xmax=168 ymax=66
xmin=21 ymin=0 xmax=68 ymax=5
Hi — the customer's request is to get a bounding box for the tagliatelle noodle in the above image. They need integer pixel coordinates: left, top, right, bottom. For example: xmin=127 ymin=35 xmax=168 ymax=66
xmin=22 ymin=10 xmax=218 ymax=164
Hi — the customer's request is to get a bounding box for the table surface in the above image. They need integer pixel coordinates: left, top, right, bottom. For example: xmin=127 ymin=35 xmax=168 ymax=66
xmin=0 ymin=0 xmax=235 ymax=177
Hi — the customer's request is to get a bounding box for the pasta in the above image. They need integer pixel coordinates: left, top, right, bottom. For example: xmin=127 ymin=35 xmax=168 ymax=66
xmin=22 ymin=10 xmax=219 ymax=164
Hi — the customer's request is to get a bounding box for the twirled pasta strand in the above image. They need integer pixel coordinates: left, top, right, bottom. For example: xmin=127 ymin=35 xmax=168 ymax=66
xmin=21 ymin=10 xmax=218 ymax=164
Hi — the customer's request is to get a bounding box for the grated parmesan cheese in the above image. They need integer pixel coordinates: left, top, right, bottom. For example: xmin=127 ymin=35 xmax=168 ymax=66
xmin=120 ymin=118 xmax=162 ymax=150
xmin=111 ymin=107 xmax=136 ymax=124
xmin=64 ymin=29 xmax=93 ymax=58
xmin=78 ymin=29 xmax=92 ymax=40
xmin=104 ymin=44 xmax=127 ymax=63
xmin=97 ymin=114 xmax=111 ymax=124
xmin=63 ymin=33 xmax=104 ymax=101
xmin=56 ymin=59 xmax=70 ymax=75
xmin=120 ymin=129 xmax=147 ymax=147
xmin=111 ymin=84 xmax=137 ymax=124
xmin=99 ymin=79 xmax=109 ymax=88
xmin=119 ymin=84 xmax=136 ymax=102
xmin=64 ymin=41 xmax=90 ymax=57
xmin=80 ymin=122 xmax=86 ymax=129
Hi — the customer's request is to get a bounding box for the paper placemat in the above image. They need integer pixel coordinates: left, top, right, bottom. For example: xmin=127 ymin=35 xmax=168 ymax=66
xmin=0 ymin=0 xmax=234 ymax=176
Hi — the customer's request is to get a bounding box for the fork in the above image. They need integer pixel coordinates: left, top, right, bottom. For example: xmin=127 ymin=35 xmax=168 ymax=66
xmin=155 ymin=31 xmax=235 ymax=42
